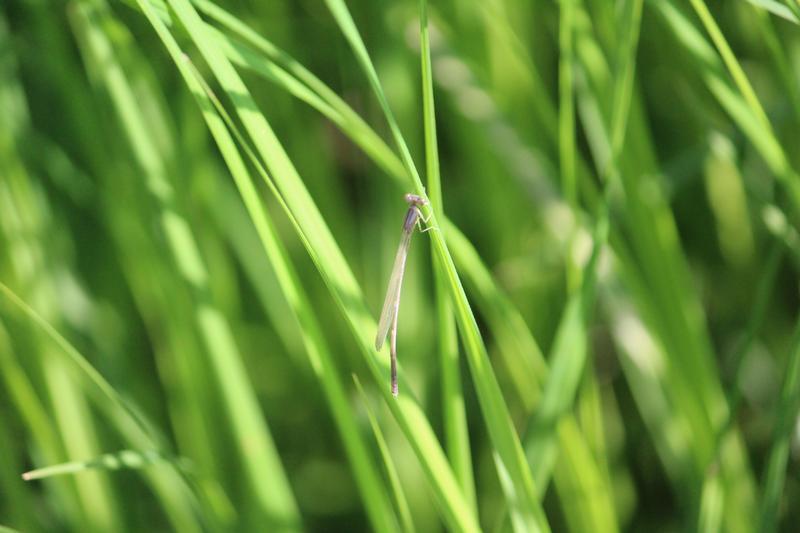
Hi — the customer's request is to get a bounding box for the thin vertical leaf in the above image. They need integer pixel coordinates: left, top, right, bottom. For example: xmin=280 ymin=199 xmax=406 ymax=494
xmin=418 ymin=0 xmax=476 ymax=510
xmin=759 ymin=316 xmax=800 ymax=532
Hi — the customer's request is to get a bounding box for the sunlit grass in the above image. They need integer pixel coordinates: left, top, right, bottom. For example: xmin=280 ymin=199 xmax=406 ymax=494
xmin=1 ymin=0 xmax=800 ymax=531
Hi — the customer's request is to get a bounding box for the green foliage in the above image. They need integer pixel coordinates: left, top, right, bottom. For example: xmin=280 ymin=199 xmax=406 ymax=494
xmin=1 ymin=0 xmax=799 ymax=531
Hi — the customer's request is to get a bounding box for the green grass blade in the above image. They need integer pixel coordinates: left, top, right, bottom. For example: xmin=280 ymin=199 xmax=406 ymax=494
xmin=524 ymin=217 xmax=607 ymax=488
xmin=22 ymin=450 xmax=179 ymax=481
xmin=752 ymin=8 xmax=800 ymax=124
xmin=759 ymin=316 xmax=800 ymax=532
xmin=353 ymin=376 xmax=416 ymax=533
xmin=686 ymin=0 xmax=771 ymax=129
xmin=0 ymin=330 xmax=50 ymax=533
xmin=742 ymin=0 xmax=800 ymax=21
xmin=559 ymin=0 xmax=577 ymax=210
xmin=8 ymin=0 xmax=800 ymax=529
xmin=0 ymin=324 xmax=63 ymax=472
xmin=699 ymin=471 xmax=723 ymax=533
xmin=609 ymin=0 xmax=644 ymax=163
xmin=685 ymin=0 xmax=800 ymax=206
xmin=444 ymin=223 xmax=547 ymax=408
xmin=522 ymin=299 xmax=581 ymax=480
xmin=559 ymin=0 xmax=579 ymax=293
xmin=706 ymin=238 xmax=783 ymax=457
xmin=697 ymin=236 xmax=784 ymax=532
xmin=418 ymin=0 xmax=475 ymax=510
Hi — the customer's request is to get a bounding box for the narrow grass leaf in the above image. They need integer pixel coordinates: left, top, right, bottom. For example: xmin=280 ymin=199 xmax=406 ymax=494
xmin=418 ymin=0 xmax=475 ymax=509
xmin=699 ymin=472 xmax=724 ymax=533
xmin=353 ymin=375 xmax=415 ymax=533
xmin=22 ymin=450 xmax=178 ymax=481
xmin=742 ymin=0 xmax=800 ymax=22
xmin=559 ymin=0 xmax=577 ymax=210
xmin=759 ymin=315 xmax=800 ymax=532
xmin=524 ymin=219 xmax=607 ymax=477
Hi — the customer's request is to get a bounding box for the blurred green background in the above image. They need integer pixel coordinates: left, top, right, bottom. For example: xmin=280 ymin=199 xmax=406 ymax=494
xmin=1 ymin=0 xmax=800 ymax=531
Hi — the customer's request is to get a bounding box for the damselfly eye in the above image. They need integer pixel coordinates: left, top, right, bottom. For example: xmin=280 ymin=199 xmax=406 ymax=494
xmin=403 ymin=193 xmax=427 ymax=206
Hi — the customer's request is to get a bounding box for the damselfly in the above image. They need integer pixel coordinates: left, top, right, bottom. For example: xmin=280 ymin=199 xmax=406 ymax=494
xmin=375 ymin=193 xmax=432 ymax=397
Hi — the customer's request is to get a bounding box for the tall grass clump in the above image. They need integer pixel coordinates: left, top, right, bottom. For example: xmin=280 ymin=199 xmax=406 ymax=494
xmin=1 ymin=0 xmax=799 ymax=531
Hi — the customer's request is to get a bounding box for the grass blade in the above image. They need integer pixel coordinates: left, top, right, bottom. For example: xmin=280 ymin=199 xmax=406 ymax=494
xmin=759 ymin=316 xmax=800 ymax=532
xmin=22 ymin=450 xmax=179 ymax=481
xmin=742 ymin=0 xmax=800 ymax=22
xmin=418 ymin=0 xmax=476 ymax=509
xmin=353 ymin=375 xmax=416 ymax=533
xmin=524 ymin=217 xmax=607 ymax=489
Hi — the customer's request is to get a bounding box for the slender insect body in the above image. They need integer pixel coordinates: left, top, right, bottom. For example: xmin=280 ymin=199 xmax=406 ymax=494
xmin=403 ymin=208 xmax=420 ymax=232
xmin=375 ymin=193 xmax=430 ymax=396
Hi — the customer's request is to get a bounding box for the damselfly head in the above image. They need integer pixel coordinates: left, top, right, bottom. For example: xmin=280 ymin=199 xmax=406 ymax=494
xmin=404 ymin=193 xmax=427 ymax=206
